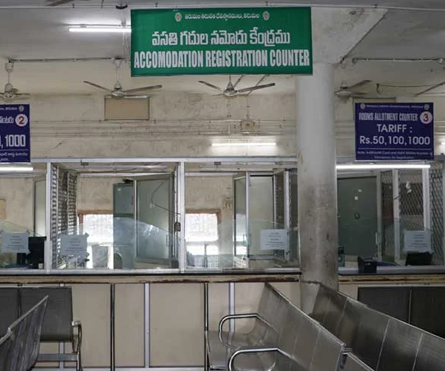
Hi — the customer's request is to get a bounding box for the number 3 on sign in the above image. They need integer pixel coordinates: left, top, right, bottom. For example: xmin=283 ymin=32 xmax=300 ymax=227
xmin=15 ymin=114 xmax=28 ymax=127
xmin=420 ymin=111 xmax=433 ymax=125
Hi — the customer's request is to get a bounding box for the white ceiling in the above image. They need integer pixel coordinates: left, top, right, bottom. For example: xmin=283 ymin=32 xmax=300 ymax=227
xmin=0 ymin=0 xmax=445 ymax=96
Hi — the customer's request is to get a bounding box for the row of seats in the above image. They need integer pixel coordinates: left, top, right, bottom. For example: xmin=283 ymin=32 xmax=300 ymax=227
xmin=311 ymin=284 xmax=445 ymax=371
xmin=0 ymin=287 xmax=82 ymax=370
xmin=0 ymin=296 xmax=48 ymax=370
xmin=207 ymin=283 xmax=361 ymax=371
xmin=207 ymin=283 xmax=445 ymax=371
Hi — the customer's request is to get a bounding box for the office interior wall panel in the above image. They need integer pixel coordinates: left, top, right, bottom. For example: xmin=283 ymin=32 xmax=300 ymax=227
xmin=115 ymin=284 xmax=144 ymax=367
xmin=71 ymin=284 xmax=110 ymax=367
xmin=209 ymin=283 xmax=229 ymax=330
xmin=271 ymin=282 xmax=300 ymax=307
xmin=339 ymin=284 xmax=359 ymax=300
xmin=150 ymin=283 xmax=204 ymax=366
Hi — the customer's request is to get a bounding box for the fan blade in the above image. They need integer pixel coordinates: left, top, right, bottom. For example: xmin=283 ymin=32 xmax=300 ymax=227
xmin=122 ymin=85 xmax=163 ymax=94
xmin=83 ymin=81 xmax=111 ymax=93
xmin=237 ymin=83 xmax=275 ymax=94
xmin=348 ymin=80 xmax=372 ymax=91
xmin=233 ymin=75 xmax=245 ymax=88
xmin=199 ymin=81 xmax=223 ymax=91
xmin=11 ymin=95 xmax=31 ymax=100
xmin=106 ymin=94 xmax=151 ymax=99
xmin=122 ymin=95 xmax=151 ymax=99
xmin=46 ymin=0 xmax=74 ymax=6
xmin=415 ymin=81 xmax=445 ymax=97
xmin=352 ymin=94 xmax=396 ymax=100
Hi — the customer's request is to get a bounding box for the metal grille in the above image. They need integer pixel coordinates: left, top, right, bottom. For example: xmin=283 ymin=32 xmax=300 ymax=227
xmin=67 ymin=172 xmax=78 ymax=235
xmin=381 ymin=171 xmax=394 ymax=259
xmin=56 ymin=169 xmax=68 ymax=268
xmin=399 ymin=170 xmax=424 ymax=231
xmin=381 ymin=165 xmax=443 ymax=265
xmin=430 ymin=163 xmax=443 ymax=264
xmin=49 ymin=165 xmax=78 ymax=268
xmin=49 ymin=164 xmax=59 ymax=269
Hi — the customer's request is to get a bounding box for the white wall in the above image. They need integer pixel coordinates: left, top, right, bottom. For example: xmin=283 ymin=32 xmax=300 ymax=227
xmin=27 ymin=93 xmax=445 ymax=160
xmin=186 ymin=176 xmax=233 ymax=255
xmin=0 ymin=177 xmax=34 ymax=231
xmin=77 ymin=177 xmax=121 ymax=212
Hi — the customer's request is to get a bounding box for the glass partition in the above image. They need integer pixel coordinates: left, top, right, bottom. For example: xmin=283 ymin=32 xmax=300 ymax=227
xmin=0 ymin=157 xmax=439 ymax=273
xmin=234 ymin=175 xmax=248 ymax=257
xmin=136 ymin=176 xmax=176 ymax=268
xmin=0 ymin=221 xmax=43 ymax=269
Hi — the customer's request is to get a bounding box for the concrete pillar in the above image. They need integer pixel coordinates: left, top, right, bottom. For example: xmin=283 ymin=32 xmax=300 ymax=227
xmin=297 ymin=63 xmax=338 ymax=313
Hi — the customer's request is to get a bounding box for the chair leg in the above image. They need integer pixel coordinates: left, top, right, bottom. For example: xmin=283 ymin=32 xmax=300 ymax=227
xmin=76 ymin=350 xmax=83 ymax=371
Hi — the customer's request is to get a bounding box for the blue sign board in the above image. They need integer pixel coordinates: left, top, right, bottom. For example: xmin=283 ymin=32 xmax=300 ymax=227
xmin=355 ymin=103 xmax=434 ymax=161
xmin=0 ymin=104 xmax=30 ymax=163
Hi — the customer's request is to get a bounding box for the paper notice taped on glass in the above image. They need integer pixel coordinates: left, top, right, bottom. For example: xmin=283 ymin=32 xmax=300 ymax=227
xmin=1 ymin=232 xmax=29 ymax=254
xmin=260 ymin=229 xmax=288 ymax=251
xmin=61 ymin=234 xmax=88 ymax=257
xmin=403 ymin=230 xmax=432 ymax=253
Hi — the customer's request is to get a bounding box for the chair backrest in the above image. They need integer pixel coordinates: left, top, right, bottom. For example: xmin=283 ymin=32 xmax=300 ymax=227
xmin=5 ymin=296 xmax=48 ymax=371
xmin=310 ymin=326 xmax=344 ymax=371
xmin=257 ymin=284 xmax=280 ymax=323
xmin=19 ymin=287 xmax=73 ymax=342
xmin=290 ymin=304 xmax=345 ymax=371
xmin=26 ymin=296 xmax=49 ymax=368
xmin=0 ymin=288 xmax=19 ymax=337
xmin=351 ymin=304 xmax=389 ymax=370
xmin=376 ymin=318 xmax=423 ymax=371
xmin=336 ymin=298 xmax=363 ymax=347
xmin=250 ymin=283 xmax=288 ymax=342
xmin=311 ymin=284 xmax=348 ymax=337
xmin=311 ymin=284 xmax=333 ymax=324
xmin=413 ymin=332 xmax=445 ymax=371
xmin=263 ymin=285 xmax=292 ymax=340
xmin=343 ymin=354 xmax=374 ymax=371
xmin=0 ymin=331 xmax=12 ymax=371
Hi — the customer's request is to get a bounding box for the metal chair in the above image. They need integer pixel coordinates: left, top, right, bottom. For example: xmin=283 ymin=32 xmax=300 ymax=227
xmin=227 ymin=300 xmax=345 ymax=371
xmin=19 ymin=287 xmax=82 ymax=371
xmin=207 ymin=283 xmax=287 ymax=369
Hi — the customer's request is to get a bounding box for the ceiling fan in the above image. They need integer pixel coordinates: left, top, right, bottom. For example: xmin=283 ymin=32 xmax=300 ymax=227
xmin=335 ymin=80 xmax=396 ymax=101
xmin=0 ymin=63 xmax=31 ymax=101
xmin=199 ymin=75 xmax=275 ymax=98
xmin=83 ymin=58 xmax=162 ymax=99
xmin=46 ymin=0 xmax=92 ymax=6
xmin=83 ymin=80 xmax=162 ymax=99
xmin=335 ymin=80 xmax=373 ymax=100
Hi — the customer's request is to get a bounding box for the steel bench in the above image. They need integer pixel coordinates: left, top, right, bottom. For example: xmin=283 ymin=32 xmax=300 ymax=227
xmin=311 ymin=284 xmax=445 ymax=371
xmin=208 ymin=283 xmax=345 ymax=371
xmin=207 ymin=283 xmax=290 ymax=370
xmin=227 ymin=299 xmax=345 ymax=371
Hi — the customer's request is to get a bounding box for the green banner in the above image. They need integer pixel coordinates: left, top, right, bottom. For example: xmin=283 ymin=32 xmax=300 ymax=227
xmin=131 ymin=7 xmax=312 ymax=76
